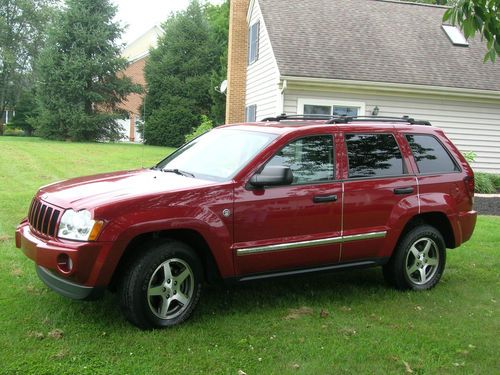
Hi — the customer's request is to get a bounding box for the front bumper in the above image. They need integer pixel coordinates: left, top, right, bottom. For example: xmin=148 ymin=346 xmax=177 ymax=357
xmin=16 ymin=222 xmax=110 ymax=299
xmin=36 ymin=265 xmax=104 ymax=300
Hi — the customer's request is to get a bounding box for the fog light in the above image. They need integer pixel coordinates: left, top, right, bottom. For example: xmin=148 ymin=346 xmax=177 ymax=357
xmin=57 ymin=253 xmax=73 ymax=274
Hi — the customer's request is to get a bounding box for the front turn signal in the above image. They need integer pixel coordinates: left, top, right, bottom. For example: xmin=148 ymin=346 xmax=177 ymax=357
xmin=88 ymin=220 xmax=105 ymax=241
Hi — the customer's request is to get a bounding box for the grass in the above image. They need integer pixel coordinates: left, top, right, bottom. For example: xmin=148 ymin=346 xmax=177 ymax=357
xmin=1 ymin=137 xmax=499 ymax=374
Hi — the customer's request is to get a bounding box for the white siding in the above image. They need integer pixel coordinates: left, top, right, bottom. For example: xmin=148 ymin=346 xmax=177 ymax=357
xmin=283 ymin=86 xmax=500 ymax=173
xmin=246 ymin=0 xmax=280 ymax=121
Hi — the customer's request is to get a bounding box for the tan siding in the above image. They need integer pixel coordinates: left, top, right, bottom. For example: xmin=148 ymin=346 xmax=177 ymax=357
xmin=284 ymin=87 xmax=500 ymax=173
xmin=246 ymin=0 xmax=280 ymax=121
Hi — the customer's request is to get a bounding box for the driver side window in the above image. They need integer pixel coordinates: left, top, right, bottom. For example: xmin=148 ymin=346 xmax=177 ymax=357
xmin=267 ymin=135 xmax=335 ymax=185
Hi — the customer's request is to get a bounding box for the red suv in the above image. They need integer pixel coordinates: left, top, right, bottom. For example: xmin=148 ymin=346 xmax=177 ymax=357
xmin=16 ymin=115 xmax=477 ymax=329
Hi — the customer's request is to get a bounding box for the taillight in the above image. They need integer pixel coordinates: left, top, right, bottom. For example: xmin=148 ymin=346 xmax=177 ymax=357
xmin=464 ymin=175 xmax=475 ymax=198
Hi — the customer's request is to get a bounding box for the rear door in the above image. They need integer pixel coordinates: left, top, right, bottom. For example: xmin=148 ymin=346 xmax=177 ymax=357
xmin=340 ymin=131 xmax=418 ymax=262
xmin=233 ymin=133 xmax=343 ymax=276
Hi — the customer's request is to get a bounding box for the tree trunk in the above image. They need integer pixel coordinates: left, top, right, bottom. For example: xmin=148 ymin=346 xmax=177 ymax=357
xmin=0 ymin=118 xmax=4 ymax=136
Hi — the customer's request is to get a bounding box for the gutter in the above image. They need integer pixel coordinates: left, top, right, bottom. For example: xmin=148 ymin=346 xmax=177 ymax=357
xmin=280 ymin=76 xmax=500 ymax=101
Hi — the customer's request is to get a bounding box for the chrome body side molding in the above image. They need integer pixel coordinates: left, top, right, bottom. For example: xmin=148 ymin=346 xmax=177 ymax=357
xmin=236 ymin=230 xmax=387 ymax=256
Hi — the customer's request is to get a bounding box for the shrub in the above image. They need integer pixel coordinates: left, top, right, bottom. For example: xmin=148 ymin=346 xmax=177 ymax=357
xmin=462 ymin=151 xmax=476 ymax=164
xmin=185 ymin=115 xmax=213 ymax=143
xmin=143 ymin=101 xmax=198 ymax=147
xmin=475 ymin=172 xmax=497 ymax=194
xmin=491 ymin=174 xmax=500 ymax=190
xmin=3 ymin=127 xmax=25 ymax=136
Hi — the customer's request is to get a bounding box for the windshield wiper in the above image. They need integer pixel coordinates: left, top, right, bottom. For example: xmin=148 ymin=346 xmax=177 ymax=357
xmin=162 ymin=168 xmax=196 ymax=178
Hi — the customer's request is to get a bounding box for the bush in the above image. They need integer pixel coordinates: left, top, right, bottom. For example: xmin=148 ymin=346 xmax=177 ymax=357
xmin=144 ymin=102 xmax=198 ymax=147
xmin=185 ymin=115 xmax=213 ymax=143
xmin=475 ymin=172 xmax=497 ymax=194
xmin=462 ymin=151 xmax=476 ymax=164
xmin=3 ymin=127 xmax=25 ymax=136
xmin=491 ymin=174 xmax=500 ymax=190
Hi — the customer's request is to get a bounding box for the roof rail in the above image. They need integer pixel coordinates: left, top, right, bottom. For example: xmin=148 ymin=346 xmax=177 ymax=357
xmin=326 ymin=115 xmax=432 ymax=125
xmin=260 ymin=113 xmax=431 ymax=126
xmin=261 ymin=114 xmax=333 ymax=122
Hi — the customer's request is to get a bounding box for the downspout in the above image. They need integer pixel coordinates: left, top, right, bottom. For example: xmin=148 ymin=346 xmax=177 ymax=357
xmin=278 ymin=79 xmax=287 ymax=115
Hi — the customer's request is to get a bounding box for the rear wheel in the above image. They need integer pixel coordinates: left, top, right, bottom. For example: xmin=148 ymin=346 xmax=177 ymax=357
xmin=119 ymin=239 xmax=203 ymax=329
xmin=383 ymin=225 xmax=446 ymax=291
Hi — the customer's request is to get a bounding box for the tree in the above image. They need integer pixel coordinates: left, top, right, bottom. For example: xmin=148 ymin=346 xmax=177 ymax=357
xmin=8 ymin=88 xmax=37 ymax=135
xmin=35 ymin=0 xmax=139 ymax=141
xmin=0 ymin=0 xmax=55 ymax=135
xmin=444 ymin=0 xmax=499 ymax=62
xmin=143 ymin=0 xmax=217 ymax=147
xmin=205 ymin=1 xmax=229 ymax=125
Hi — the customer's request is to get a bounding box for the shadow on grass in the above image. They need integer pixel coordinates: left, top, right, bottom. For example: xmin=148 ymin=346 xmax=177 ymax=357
xmin=58 ymin=266 xmax=394 ymax=330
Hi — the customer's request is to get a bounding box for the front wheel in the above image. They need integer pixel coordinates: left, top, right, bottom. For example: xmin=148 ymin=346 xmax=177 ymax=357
xmin=119 ymin=240 xmax=203 ymax=329
xmin=383 ymin=225 xmax=446 ymax=291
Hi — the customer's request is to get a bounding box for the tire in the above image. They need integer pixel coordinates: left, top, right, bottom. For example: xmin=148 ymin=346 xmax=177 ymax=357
xmin=119 ymin=239 xmax=203 ymax=329
xmin=383 ymin=225 xmax=446 ymax=291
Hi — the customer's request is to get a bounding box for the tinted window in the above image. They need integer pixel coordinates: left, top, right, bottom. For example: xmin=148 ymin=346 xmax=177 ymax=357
xmin=346 ymin=134 xmax=405 ymax=178
xmin=406 ymin=134 xmax=459 ymax=174
xmin=267 ymin=136 xmax=334 ymax=184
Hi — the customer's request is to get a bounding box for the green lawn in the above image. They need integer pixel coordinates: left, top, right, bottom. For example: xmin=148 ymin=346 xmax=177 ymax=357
xmin=0 ymin=137 xmax=499 ymax=374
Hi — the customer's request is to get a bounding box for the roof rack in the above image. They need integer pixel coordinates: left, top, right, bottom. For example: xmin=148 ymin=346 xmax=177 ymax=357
xmin=260 ymin=114 xmax=431 ymax=126
xmin=261 ymin=114 xmax=333 ymax=122
xmin=326 ymin=115 xmax=431 ymax=125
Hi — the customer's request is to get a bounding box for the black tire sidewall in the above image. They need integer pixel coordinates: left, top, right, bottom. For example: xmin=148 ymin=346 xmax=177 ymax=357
xmin=395 ymin=225 xmax=446 ymax=291
xmin=121 ymin=240 xmax=203 ymax=329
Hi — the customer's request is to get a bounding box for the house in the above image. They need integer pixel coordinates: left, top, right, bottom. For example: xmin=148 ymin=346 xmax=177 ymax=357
xmin=118 ymin=25 xmax=164 ymax=142
xmin=1 ymin=108 xmax=14 ymax=125
xmin=225 ymin=0 xmax=500 ymax=173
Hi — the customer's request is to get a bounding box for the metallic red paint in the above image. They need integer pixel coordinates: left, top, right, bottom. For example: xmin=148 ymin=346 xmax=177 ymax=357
xmin=16 ymin=121 xmax=477 ymax=293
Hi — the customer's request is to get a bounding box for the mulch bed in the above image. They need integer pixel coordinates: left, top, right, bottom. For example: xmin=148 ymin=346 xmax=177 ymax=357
xmin=474 ymin=196 xmax=500 ymax=216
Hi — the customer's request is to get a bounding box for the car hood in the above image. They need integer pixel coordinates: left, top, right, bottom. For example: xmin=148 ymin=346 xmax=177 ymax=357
xmin=38 ymin=169 xmax=219 ymax=209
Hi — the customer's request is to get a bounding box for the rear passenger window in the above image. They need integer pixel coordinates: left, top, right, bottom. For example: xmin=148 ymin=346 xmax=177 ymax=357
xmin=346 ymin=134 xmax=405 ymax=178
xmin=406 ymin=134 xmax=459 ymax=174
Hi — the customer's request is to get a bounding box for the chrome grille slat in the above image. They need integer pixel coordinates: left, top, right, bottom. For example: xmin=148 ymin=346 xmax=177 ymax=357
xmin=28 ymin=198 xmax=61 ymax=238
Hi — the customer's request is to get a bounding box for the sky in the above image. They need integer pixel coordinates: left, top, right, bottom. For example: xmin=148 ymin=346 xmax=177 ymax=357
xmin=113 ymin=0 xmax=225 ymax=46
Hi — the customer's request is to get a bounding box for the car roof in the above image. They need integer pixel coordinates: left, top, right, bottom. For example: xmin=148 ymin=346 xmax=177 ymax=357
xmin=219 ymin=118 xmax=438 ymax=136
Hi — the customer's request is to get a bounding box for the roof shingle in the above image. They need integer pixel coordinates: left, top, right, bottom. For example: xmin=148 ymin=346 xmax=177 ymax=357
xmin=259 ymin=0 xmax=500 ymax=91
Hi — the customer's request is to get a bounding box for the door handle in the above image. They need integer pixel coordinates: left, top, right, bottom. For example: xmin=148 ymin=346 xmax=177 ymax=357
xmin=313 ymin=195 xmax=338 ymax=203
xmin=394 ymin=187 xmax=414 ymax=195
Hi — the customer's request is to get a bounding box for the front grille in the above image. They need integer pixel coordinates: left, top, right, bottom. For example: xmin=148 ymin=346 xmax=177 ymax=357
xmin=28 ymin=198 xmax=61 ymax=238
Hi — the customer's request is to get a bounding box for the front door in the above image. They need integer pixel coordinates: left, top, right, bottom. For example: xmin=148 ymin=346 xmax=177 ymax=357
xmin=233 ymin=134 xmax=342 ymax=275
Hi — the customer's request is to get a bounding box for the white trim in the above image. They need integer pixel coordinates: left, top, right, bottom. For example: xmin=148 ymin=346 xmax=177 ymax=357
xmin=276 ymin=79 xmax=287 ymax=115
xmin=297 ymin=98 xmax=366 ymax=116
xmin=247 ymin=0 xmax=257 ymax=22
xmin=281 ymin=76 xmax=500 ymax=101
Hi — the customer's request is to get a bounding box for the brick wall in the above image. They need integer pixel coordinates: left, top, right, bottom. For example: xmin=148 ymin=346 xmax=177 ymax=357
xmin=225 ymin=0 xmax=250 ymax=124
xmin=118 ymin=57 xmax=147 ymax=116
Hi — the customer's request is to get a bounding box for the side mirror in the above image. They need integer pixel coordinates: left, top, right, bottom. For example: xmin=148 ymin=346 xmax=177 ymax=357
xmin=250 ymin=166 xmax=293 ymax=187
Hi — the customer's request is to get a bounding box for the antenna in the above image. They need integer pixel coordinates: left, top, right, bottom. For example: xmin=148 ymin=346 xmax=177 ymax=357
xmin=215 ymin=79 xmax=228 ymax=95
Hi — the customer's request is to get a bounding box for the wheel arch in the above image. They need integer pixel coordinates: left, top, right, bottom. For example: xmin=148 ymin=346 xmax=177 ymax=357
xmin=399 ymin=212 xmax=456 ymax=249
xmin=109 ymin=229 xmax=223 ymax=291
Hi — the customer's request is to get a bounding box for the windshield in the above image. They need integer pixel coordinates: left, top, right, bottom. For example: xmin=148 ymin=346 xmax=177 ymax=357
xmin=155 ymin=128 xmax=278 ymax=181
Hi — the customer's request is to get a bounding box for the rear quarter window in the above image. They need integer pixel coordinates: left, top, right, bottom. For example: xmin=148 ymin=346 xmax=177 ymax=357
xmin=406 ymin=134 xmax=460 ymax=174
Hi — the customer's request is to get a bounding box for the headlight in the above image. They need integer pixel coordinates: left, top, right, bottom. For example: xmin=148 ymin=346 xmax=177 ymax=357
xmin=58 ymin=209 xmax=104 ymax=241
